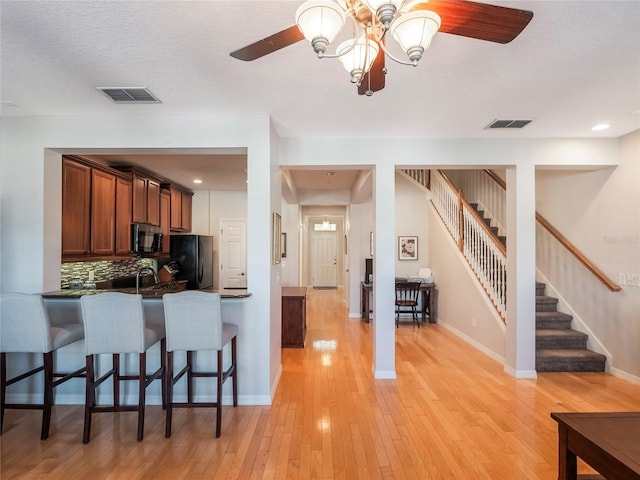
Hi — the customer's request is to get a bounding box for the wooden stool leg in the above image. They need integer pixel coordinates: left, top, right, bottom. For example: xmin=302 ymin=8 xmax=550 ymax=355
xmin=187 ymin=351 xmax=194 ymax=403
xmin=83 ymin=355 xmax=95 ymax=444
xmin=165 ymin=351 xmax=173 ymax=438
xmin=160 ymin=338 xmax=167 ymax=409
xmin=112 ymin=354 xmax=120 ymax=408
xmin=216 ymin=349 xmax=223 ymax=438
xmin=231 ymin=337 xmax=238 ymax=407
xmin=0 ymin=353 xmax=6 ymax=434
xmin=41 ymin=352 xmax=54 ymax=440
xmin=137 ymin=352 xmax=146 ymax=442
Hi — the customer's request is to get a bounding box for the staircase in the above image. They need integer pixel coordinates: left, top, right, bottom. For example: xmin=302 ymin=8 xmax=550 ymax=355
xmin=469 ymin=203 xmax=506 ymax=247
xmin=535 ymin=282 xmax=606 ymax=372
xmin=471 ymin=203 xmax=606 ymax=372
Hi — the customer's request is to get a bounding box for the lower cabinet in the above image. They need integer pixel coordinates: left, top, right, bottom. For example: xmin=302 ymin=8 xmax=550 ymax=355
xmin=282 ymin=287 xmax=307 ymax=348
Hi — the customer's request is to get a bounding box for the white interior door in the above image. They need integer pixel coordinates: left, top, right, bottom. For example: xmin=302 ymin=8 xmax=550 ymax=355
xmin=311 ymin=233 xmax=337 ymax=288
xmin=220 ymin=219 xmax=247 ymax=288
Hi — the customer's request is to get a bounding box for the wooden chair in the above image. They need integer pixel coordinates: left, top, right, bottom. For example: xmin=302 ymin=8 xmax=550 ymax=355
xmin=80 ymin=292 xmax=166 ymax=443
xmin=162 ymin=291 xmax=238 ymax=438
xmin=395 ymin=282 xmax=421 ymax=327
xmin=0 ymin=293 xmax=85 ymax=439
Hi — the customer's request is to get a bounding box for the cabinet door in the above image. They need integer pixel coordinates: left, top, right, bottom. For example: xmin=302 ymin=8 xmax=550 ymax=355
xmin=160 ymin=191 xmax=171 ymax=254
xmin=62 ymin=159 xmax=91 ymax=255
xmin=147 ymin=179 xmax=160 ymax=226
xmin=91 ymin=170 xmax=116 ymax=255
xmin=170 ymin=189 xmax=182 ymax=230
xmin=132 ymin=175 xmax=147 ymax=224
xmin=181 ymin=192 xmax=192 ymax=232
xmin=115 ymin=177 xmax=132 ymax=255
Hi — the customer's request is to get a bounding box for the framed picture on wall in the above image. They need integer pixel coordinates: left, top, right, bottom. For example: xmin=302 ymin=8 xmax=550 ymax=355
xmin=398 ymin=236 xmax=418 ymax=260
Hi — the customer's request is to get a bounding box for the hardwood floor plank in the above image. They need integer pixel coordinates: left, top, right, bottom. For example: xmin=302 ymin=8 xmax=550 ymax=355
xmin=2 ymin=288 xmax=639 ymax=479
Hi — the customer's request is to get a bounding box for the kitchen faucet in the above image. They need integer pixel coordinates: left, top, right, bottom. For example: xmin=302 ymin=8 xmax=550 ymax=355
xmin=136 ymin=266 xmax=158 ymax=294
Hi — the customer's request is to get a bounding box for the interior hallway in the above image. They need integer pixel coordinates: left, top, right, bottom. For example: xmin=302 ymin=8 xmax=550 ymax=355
xmin=1 ymin=288 xmax=639 ymax=479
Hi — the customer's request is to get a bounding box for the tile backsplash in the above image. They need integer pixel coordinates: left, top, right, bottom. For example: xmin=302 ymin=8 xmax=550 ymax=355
xmin=61 ymin=258 xmax=156 ymax=289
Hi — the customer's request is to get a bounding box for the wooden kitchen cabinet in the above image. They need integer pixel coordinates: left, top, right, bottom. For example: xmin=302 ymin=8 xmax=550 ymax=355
xmin=166 ymin=184 xmax=193 ymax=232
xmin=282 ymin=287 xmax=307 ymax=348
xmin=130 ymin=171 xmax=160 ymax=226
xmin=159 ymin=189 xmax=171 ymax=254
xmin=90 ymin=169 xmax=116 ymax=255
xmin=115 ymin=177 xmax=132 ymax=255
xmin=62 ymin=158 xmax=91 ymax=255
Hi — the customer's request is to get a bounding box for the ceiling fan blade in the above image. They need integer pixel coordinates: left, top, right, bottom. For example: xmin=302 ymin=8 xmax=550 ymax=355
xmin=358 ymin=45 xmax=386 ymax=96
xmin=410 ymin=0 xmax=533 ymax=44
xmin=230 ymin=25 xmax=305 ymax=61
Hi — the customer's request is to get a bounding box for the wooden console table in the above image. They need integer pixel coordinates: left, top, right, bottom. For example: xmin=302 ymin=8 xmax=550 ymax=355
xmin=361 ymin=282 xmax=437 ymax=324
xmin=551 ymin=412 xmax=640 ymax=480
xmin=282 ymin=287 xmax=307 ymax=348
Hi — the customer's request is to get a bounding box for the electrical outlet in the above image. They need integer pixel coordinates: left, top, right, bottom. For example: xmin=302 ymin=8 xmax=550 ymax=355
xmin=472 ymin=317 xmax=477 ymax=327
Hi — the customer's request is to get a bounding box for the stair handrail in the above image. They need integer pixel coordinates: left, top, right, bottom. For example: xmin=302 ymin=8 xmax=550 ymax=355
xmin=535 ymin=213 xmax=621 ymax=292
xmin=482 ymin=169 xmax=622 ymax=293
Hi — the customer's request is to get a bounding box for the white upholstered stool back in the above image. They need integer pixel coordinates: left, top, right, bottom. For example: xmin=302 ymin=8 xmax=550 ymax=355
xmin=162 ymin=290 xmax=238 ymax=438
xmin=1 ymin=293 xmax=85 ymax=439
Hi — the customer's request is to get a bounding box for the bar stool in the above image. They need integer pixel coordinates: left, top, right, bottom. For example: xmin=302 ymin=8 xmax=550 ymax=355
xmin=0 ymin=293 xmax=85 ymax=439
xmin=162 ymin=291 xmax=238 ymax=438
xmin=80 ymin=292 xmax=166 ymax=443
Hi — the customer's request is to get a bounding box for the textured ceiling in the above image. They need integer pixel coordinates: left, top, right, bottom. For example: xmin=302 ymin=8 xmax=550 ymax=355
xmin=2 ymin=0 xmax=639 ymax=192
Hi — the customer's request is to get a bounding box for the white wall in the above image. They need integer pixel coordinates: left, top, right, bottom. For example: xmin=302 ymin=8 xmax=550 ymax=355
xmin=395 ymin=173 xmax=430 ymax=278
xmin=0 ymin=114 xmax=278 ymax=404
xmin=535 ymin=130 xmax=640 ymax=381
xmin=428 ymin=206 xmax=506 ymax=360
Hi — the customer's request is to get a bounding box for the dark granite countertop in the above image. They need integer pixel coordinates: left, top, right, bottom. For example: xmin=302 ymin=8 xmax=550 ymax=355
xmin=43 ymin=287 xmax=251 ymax=299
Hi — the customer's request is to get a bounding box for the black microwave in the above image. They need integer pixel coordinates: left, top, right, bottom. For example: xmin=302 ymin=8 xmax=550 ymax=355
xmin=131 ymin=223 xmax=163 ymax=254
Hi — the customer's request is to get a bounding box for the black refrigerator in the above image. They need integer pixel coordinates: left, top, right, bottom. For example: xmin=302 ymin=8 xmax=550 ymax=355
xmin=169 ymin=235 xmax=213 ymax=290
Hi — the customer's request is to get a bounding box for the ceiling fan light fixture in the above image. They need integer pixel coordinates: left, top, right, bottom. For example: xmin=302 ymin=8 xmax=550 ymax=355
xmin=362 ymin=0 xmax=404 ymax=29
xmin=295 ymin=0 xmax=346 ymax=56
xmin=389 ymin=9 xmax=441 ymax=63
xmin=337 ymin=36 xmax=380 ymax=83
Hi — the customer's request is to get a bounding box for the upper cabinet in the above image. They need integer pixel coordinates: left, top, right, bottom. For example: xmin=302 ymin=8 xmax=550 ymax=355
xmin=62 ymin=159 xmax=91 ymax=255
xmin=90 ymin=169 xmax=117 ymax=255
xmin=61 ymin=156 xmax=192 ymax=260
xmin=165 ymin=184 xmax=193 ymax=232
xmin=120 ymin=168 xmax=161 ymax=227
xmin=159 ymin=189 xmax=171 ymax=255
xmin=62 ymin=156 xmax=130 ymax=259
xmin=115 ymin=177 xmax=133 ymax=255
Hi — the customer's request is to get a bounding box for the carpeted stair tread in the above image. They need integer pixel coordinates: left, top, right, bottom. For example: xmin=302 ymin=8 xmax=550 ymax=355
xmin=536 ymin=349 xmax=606 ymax=372
xmin=536 ymin=329 xmax=587 ymax=349
xmin=536 ymin=311 xmax=573 ymax=329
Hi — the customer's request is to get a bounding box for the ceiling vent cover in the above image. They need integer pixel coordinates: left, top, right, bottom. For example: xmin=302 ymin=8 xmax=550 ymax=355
xmin=486 ymin=119 xmax=532 ymax=129
xmin=97 ymin=87 xmax=161 ymax=104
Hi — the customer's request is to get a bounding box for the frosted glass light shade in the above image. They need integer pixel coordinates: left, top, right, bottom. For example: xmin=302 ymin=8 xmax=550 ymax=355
xmin=389 ymin=10 xmax=441 ymax=62
xmin=295 ymin=0 xmax=346 ymax=46
xmin=336 ymin=37 xmax=380 ymax=83
xmin=362 ymin=0 xmax=404 ymax=11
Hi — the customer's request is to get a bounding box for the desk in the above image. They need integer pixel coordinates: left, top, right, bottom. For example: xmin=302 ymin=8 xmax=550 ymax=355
xmin=551 ymin=412 xmax=640 ymax=480
xmin=361 ymin=282 xmax=437 ymax=324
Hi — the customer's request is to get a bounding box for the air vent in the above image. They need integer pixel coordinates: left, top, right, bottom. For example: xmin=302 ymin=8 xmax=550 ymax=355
xmin=486 ymin=119 xmax=532 ymax=129
xmin=96 ymin=87 xmax=161 ymax=103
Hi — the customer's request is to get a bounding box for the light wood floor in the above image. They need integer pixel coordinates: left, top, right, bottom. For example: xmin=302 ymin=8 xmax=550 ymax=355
xmin=2 ymin=288 xmax=639 ymax=479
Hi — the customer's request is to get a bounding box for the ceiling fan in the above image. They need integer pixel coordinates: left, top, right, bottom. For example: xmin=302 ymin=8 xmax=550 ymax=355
xmin=230 ymin=0 xmax=533 ymax=96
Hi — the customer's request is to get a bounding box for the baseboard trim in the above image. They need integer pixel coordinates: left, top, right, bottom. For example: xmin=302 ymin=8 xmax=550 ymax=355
xmin=373 ymin=369 xmax=397 ymax=379
xmin=610 ymin=367 xmax=640 ymax=386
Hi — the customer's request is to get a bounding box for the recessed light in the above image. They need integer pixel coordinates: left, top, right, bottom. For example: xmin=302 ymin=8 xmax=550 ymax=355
xmin=592 ymin=123 xmax=610 ymax=131
xmin=193 ymin=179 xmax=203 ymax=184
